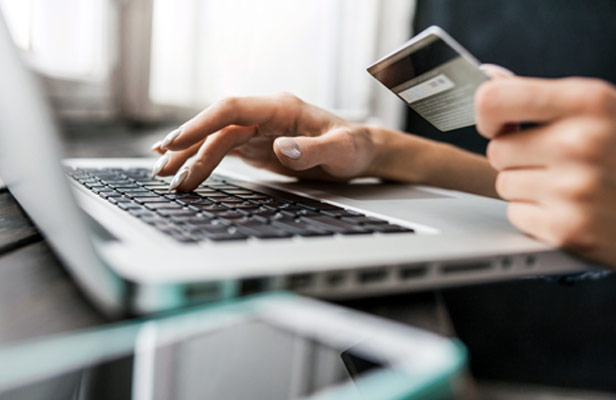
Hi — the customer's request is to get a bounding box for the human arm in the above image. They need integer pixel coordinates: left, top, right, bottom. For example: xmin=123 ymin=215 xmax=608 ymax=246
xmin=151 ymin=93 xmax=497 ymax=197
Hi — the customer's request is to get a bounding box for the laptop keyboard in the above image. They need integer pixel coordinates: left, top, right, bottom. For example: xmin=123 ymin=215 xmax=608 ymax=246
xmin=66 ymin=167 xmax=414 ymax=243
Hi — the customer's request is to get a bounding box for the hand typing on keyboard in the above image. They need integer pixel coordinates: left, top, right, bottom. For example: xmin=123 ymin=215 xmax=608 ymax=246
xmin=150 ymin=93 xmax=381 ymax=192
xmin=149 ymin=68 xmax=616 ymax=269
xmin=68 ymin=168 xmax=413 ymax=243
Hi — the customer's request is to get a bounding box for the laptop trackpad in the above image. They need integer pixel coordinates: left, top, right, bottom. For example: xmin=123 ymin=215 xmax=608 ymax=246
xmin=285 ymin=179 xmax=449 ymax=201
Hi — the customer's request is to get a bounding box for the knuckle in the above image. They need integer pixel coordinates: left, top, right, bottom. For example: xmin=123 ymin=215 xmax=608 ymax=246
xmin=474 ymin=81 xmax=501 ymax=114
xmin=222 ymin=96 xmax=239 ymax=109
xmin=556 ymin=123 xmax=608 ymax=161
xmin=191 ymin=157 xmax=207 ymax=170
xmin=214 ymin=96 xmax=240 ymax=117
xmin=494 ymin=172 xmax=511 ymax=199
xmin=555 ymin=126 xmax=591 ymax=158
xmin=572 ymin=78 xmax=616 ymax=113
xmin=558 ymin=168 xmax=602 ymax=202
xmin=276 ymin=91 xmax=304 ymax=106
xmin=550 ymin=208 xmax=595 ymax=250
xmin=486 ymin=139 xmax=505 ymax=168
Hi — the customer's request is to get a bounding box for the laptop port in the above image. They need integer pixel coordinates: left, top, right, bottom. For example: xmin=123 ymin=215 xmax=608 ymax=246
xmin=240 ymin=277 xmax=269 ymax=296
xmin=185 ymin=283 xmax=220 ymax=301
xmin=357 ymin=269 xmax=388 ymax=284
xmin=399 ymin=265 xmax=428 ymax=280
xmin=441 ymin=261 xmax=492 ymax=275
xmin=325 ymin=272 xmax=346 ymax=287
xmin=287 ymin=274 xmax=313 ymax=290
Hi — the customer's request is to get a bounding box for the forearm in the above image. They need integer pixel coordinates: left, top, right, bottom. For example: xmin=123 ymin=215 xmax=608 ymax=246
xmin=368 ymin=126 xmax=499 ymax=198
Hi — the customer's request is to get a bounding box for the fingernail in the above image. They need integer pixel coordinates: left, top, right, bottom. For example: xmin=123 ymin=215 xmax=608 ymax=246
xmin=276 ymin=138 xmax=301 ymax=160
xmin=160 ymin=128 xmax=182 ymax=149
xmin=169 ymin=167 xmax=189 ymax=191
xmin=151 ymin=154 xmax=170 ymax=177
xmin=151 ymin=140 xmax=162 ymax=152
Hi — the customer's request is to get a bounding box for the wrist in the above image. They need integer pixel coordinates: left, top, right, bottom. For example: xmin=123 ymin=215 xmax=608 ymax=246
xmin=365 ymin=126 xmax=430 ymax=183
xmin=364 ymin=125 xmax=499 ymax=197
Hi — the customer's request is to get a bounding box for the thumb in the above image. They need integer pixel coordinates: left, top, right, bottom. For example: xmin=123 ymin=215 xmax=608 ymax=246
xmin=273 ymin=131 xmax=353 ymax=172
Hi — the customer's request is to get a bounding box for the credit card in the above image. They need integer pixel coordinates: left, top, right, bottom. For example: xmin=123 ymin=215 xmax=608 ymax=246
xmin=367 ymin=25 xmax=488 ymax=132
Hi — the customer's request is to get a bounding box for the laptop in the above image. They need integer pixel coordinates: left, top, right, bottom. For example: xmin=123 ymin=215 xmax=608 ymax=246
xmin=0 ymin=15 xmax=592 ymax=316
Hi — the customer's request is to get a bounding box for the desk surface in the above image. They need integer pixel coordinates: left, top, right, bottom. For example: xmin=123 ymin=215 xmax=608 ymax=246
xmin=1 ymin=127 xmax=614 ymax=399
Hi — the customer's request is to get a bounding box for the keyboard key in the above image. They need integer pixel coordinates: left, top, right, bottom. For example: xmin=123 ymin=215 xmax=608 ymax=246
xmin=98 ymin=190 xmax=121 ymax=198
xmin=235 ymin=194 xmax=268 ymax=200
xmin=157 ymin=209 xmax=198 ymax=218
xmin=364 ymin=224 xmax=414 ymax=234
xmin=123 ymin=192 xmax=156 ymax=198
xmin=300 ymin=215 xmax=372 ymax=235
xmin=221 ymin=189 xmax=254 ymax=195
xmin=250 ymin=207 xmax=279 ymax=217
xmin=340 ymin=216 xmax=388 ymax=225
xmin=225 ymin=201 xmax=260 ymax=210
xmin=191 ymin=203 xmax=228 ymax=212
xmin=133 ymin=196 xmax=169 ymax=204
xmin=271 ymin=217 xmax=333 ymax=237
xmin=320 ymin=209 xmax=362 ymax=218
xmin=144 ymin=203 xmax=182 ymax=210
xmin=201 ymin=192 xmax=231 ymax=199
xmin=215 ymin=210 xmax=246 ymax=220
xmin=236 ymin=221 xmax=293 ymax=239
xmin=249 ymin=198 xmax=290 ymax=207
xmin=117 ymin=202 xmax=143 ymax=210
xmin=179 ymin=197 xmax=213 ymax=205
xmin=128 ymin=209 xmax=157 ymax=219
xmin=206 ymin=232 xmax=248 ymax=241
xmin=206 ymin=184 xmax=238 ymax=190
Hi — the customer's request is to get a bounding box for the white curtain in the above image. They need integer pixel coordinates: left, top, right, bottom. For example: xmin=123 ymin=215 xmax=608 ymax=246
xmin=150 ymin=0 xmax=381 ymax=120
xmin=0 ymin=0 xmax=414 ymax=128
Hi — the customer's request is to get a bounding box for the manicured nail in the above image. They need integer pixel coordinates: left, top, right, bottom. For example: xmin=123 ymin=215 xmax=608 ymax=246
xmin=276 ymin=138 xmax=301 ymax=160
xmin=160 ymin=128 xmax=181 ymax=149
xmin=151 ymin=140 xmax=163 ymax=152
xmin=169 ymin=167 xmax=189 ymax=191
xmin=151 ymin=154 xmax=170 ymax=177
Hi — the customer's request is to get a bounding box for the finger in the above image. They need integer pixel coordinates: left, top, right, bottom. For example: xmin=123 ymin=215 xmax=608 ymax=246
xmin=495 ymin=168 xmax=549 ymax=202
xmin=272 ymin=128 xmax=358 ymax=173
xmin=162 ymin=94 xmax=303 ymax=151
xmin=506 ymin=202 xmax=552 ymax=242
xmin=152 ymin=139 xmax=204 ymax=177
xmin=475 ymin=77 xmax=589 ymax=138
xmin=479 ymin=63 xmax=515 ymax=79
xmin=485 ymin=122 xmax=564 ymax=170
xmin=172 ymin=125 xmax=257 ymax=191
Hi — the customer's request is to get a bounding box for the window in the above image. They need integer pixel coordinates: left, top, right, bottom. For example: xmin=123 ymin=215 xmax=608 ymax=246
xmin=0 ymin=0 xmax=115 ymax=119
xmin=1 ymin=0 xmax=413 ymax=128
xmin=0 ymin=0 xmax=109 ymax=79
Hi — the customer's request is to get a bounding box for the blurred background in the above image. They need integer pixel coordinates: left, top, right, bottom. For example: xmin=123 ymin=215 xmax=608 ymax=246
xmin=0 ymin=0 xmax=413 ymax=135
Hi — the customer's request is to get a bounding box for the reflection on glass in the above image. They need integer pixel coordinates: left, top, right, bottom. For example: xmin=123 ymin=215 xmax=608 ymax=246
xmin=0 ymin=317 xmax=385 ymax=400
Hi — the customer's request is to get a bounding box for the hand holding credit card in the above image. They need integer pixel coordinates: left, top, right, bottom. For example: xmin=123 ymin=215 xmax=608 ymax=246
xmin=368 ymin=26 xmax=488 ymax=132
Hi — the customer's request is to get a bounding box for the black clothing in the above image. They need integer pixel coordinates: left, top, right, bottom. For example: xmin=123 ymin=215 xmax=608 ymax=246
xmin=410 ymin=0 xmax=616 ymax=154
xmin=413 ymin=0 xmax=616 ymax=392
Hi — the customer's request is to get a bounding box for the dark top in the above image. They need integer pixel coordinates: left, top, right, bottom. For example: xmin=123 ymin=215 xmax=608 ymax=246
xmin=409 ymin=0 xmax=616 ymax=154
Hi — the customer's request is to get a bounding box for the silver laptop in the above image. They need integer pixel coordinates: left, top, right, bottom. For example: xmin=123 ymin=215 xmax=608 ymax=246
xmin=0 ymin=15 xmax=592 ymax=316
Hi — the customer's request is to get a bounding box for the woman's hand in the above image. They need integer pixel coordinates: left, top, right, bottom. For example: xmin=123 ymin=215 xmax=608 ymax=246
xmin=151 ymin=93 xmax=380 ymax=191
xmin=475 ymin=76 xmax=616 ymax=268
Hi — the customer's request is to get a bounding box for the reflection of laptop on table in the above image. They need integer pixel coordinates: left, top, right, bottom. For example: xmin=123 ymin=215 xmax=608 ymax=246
xmin=0 ymin=15 xmax=591 ymax=316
